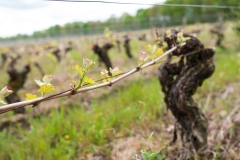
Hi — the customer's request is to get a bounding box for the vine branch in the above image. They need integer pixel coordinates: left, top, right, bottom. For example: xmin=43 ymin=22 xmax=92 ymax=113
xmin=0 ymin=43 xmax=185 ymax=114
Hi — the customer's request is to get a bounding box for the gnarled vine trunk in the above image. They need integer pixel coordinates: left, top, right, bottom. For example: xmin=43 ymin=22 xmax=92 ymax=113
xmin=92 ymin=43 xmax=113 ymax=73
xmin=158 ymin=30 xmax=215 ymax=159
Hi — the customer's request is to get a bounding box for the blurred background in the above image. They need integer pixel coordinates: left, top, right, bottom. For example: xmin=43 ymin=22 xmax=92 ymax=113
xmin=0 ymin=0 xmax=238 ymax=44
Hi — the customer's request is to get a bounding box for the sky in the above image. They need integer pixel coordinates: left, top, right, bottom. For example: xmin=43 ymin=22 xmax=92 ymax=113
xmin=0 ymin=0 xmax=165 ymax=38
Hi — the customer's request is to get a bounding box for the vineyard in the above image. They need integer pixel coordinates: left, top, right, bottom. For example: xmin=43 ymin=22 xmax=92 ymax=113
xmin=0 ymin=1 xmax=240 ymax=160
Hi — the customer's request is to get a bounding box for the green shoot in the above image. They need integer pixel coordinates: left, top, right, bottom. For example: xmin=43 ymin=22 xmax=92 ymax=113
xmin=72 ymin=57 xmax=95 ymax=90
xmin=25 ymin=75 xmax=55 ymax=100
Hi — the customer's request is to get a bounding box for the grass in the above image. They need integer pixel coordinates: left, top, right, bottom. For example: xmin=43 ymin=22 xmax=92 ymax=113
xmin=0 ymin=77 xmax=166 ymax=160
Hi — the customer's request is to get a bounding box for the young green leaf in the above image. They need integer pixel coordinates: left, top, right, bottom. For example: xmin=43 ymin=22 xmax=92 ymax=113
xmin=82 ymin=56 xmax=95 ymax=69
xmin=100 ymin=69 xmax=112 ymax=82
xmin=177 ymin=32 xmax=190 ymax=44
xmin=152 ymin=44 xmax=158 ymax=53
xmin=35 ymin=80 xmax=45 ymax=87
xmin=25 ymin=93 xmax=37 ymax=100
xmin=166 ymin=29 xmax=171 ymax=38
xmin=138 ymin=51 xmax=149 ymax=66
xmin=38 ymin=84 xmax=55 ymax=95
xmin=145 ymin=44 xmax=158 ymax=54
xmin=146 ymin=44 xmax=164 ymax=60
xmin=0 ymin=86 xmax=13 ymax=98
xmin=72 ymin=57 xmax=95 ymax=90
xmin=141 ymin=150 xmax=149 ymax=159
xmin=153 ymin=48 xmax=164 ymax=57
xmin=0 ymin=99 xmax=7 ymax=105
xmin=83 ymin=76 xmax=95 ymax=84
xmin=155 ymin=39 xmax=162 ymax=46
xmin=35 ymin=75 xmax=54 ymax=87
xmin=145 ymin=44 xmax=153 ymax=53
xmin=72 ymin=64 xmax=84 ymax=75
xmin=162 ymin=42 xmax=168 ymax=51
xmin=43 ymin=75 xmax=54 ymax=84
xmin=0 ymin=86 xmax=13 ymax=105
xmin=110 ymin=67 xmax=123 ymax=77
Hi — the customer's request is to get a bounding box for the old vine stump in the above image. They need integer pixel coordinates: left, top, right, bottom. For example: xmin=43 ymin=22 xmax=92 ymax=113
xmin=123 ymin=35 xmax=133 ymax=59
xmin=158 ymin=30 xmax=215 ymax=159
xmin=92 ymin=43 xmax=113 ymax=73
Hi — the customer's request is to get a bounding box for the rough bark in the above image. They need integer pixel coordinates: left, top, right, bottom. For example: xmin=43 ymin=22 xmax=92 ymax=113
xmin=92 ymin=43 xmax=113 ymax=73
xmin=158 ymin=30 xmax=215 ymax=159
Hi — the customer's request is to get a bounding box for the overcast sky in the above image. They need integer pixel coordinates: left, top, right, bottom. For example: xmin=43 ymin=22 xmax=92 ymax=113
xmin=0 ymin=0 xmax=164 ymax=38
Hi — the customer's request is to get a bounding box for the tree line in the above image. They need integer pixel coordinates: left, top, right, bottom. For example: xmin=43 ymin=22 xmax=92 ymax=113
xmin=0 ymin=0 xmax=238 ymax=42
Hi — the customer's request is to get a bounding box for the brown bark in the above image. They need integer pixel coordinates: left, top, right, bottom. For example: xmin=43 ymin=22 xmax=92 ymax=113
xmin=158 ymin=30 xmax=215 ymax=159
xmin=92 ymin=43 xmax=113 ymax=73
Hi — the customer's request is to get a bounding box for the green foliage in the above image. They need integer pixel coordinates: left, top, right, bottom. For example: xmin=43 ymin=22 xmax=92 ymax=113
xmin=138 ymin=51 xmax=150 ymax=66
xmin=38 ymin=84 xmax=55 ymax=95
xmin=145 ymin=44 xmax=164 ymax=59
xmin=25 ymin=93 xmax=37 ymax=100
xmin=72 ymin=57 xmax=95 ymax=90
xmin=100 ymin=69 xmax=112 ymax=82
xmin=100 ymin=67 xmax=123 ymax=82
xmin=2 ymin=0 xmax=239 ymax=41
xmin=35 ymin=75 xmax=54 ymax=87
xmin=141 ymin=150 xmax=164 ymax=160
xmin=177 ymin=32 xmax=191 ymax=44
xmin=161 ymin=0 xmax=239 ymax=17
xmin=0 ymin=86 xmax=13 ymax=105
xmin=35 ymin=75 xmax=55 ymax=97
xmin=138 ymin=42 xmax=164 ymax=66
xmin=25 ymin=75 xmax=55 ymax=99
